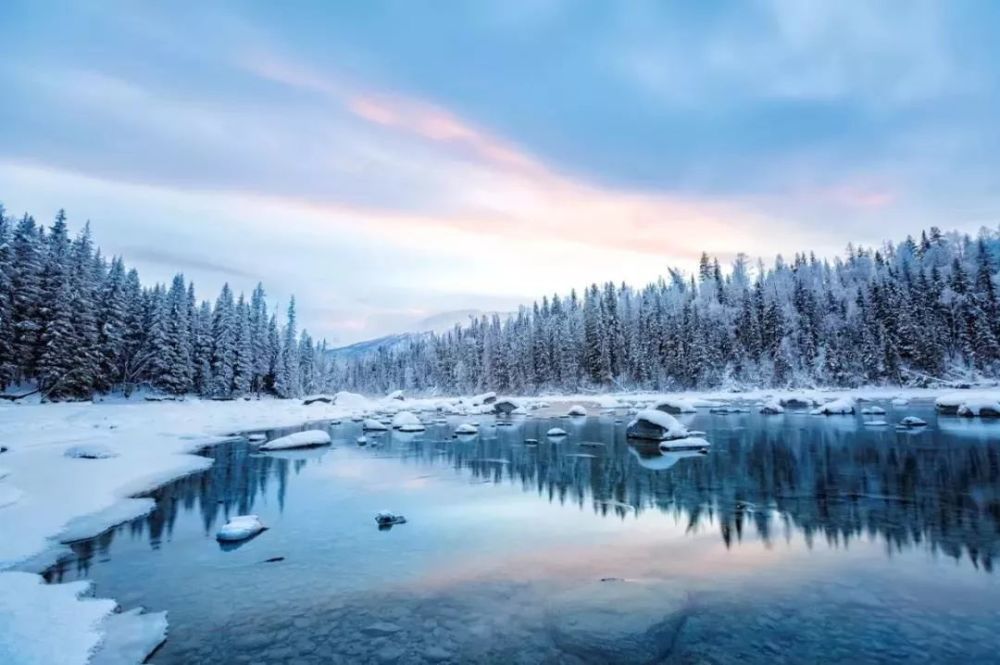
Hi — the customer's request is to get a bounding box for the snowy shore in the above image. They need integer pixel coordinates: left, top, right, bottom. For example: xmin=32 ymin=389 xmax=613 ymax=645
xmin=0 ymin=386 xmax=997 ymax=664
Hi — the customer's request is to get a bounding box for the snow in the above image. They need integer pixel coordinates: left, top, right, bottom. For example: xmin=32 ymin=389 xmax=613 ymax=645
xmin=333 ymin=391 xmax=371 ymax=410
xmin=454 ymin=423 xmax=479 ymax=435
xmin=547 ymin=427 xmax=568 ymax=437
xmin=58 ymin=498 xmax=156 ymax=543
xmin=64 ymin=444 xmax=119 ymax=460
xmin=0 ymin=484 xmax=25 ymax=510
xmin=956 ymin=396 xmax=1000 ymax=417
xmin=567 ymin=404 xmax=588 ymax=416
xmin=89 ymin=607 xmax=168 ymax=665
xmin=652 ymin=398 xmax=697 ymax=414
xmin=386 ymin=390 xmax=405 ymax=401
xmin=626 ymin=409 xmax=689 ymax=441
xmin=216 ymin=515 xmax=266 ymax=542
xmin=363 ymin=418 xmax=389 ymax=431
xmin=391 ymin=411 xmax=426 ymax=432
xmin=258 ymin=429 xmax=332 ymax=450
xmin=759 ymin=399 xmax=785 ymax=414
xmin=0 ymin=572 xmax=116 ymax=665
xmin=898 ymin=416 xmax=928 ymax=428
xmin=658 ymin=436 xmax=711 ymax=451
xmin=470 ymin=392 xmax=497 ymax=406
xmin=810 ymin=397 xmax=855 ymax=415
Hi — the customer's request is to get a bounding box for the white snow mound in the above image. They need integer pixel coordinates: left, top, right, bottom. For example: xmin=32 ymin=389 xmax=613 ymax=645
xmin=259 ymin=430 xmax=331 ymax=450
xmin=216 ymin=515 xmax=265 ymax=542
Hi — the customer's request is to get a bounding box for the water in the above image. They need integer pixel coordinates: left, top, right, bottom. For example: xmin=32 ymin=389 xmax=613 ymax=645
xmin=42 ymin=403 xmax=1000 ymax=664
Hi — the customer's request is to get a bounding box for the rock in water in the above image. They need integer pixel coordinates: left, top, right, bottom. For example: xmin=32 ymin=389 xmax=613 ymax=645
xmin=898 ymin=416 xmax=928 ymax=428
xmin=547 ymin=580 xmax=689 ymax=663
xmin=216 ymin=515 xmax=265 ymax=542
xmin=375 ymin=511 xmax=406 ymax=528
xmin=494 ymin=399 xmax=519 ymax=416
xmin=626 ymin=410 xmax=688 ymax=441
xmin=568 ymin=404 xmax=588 ymax=416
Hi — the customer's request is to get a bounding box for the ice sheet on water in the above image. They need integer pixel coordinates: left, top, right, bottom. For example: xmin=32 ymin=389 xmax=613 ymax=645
xmin=90 ymin=607 xmax=168 ymax=665
xmin=59 ymin=498 xmax=156 ymax=543
xmin=259 ymin=430 xmax=331 ymax=450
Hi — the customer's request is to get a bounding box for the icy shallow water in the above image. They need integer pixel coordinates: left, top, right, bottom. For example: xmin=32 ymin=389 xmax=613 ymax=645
xmin=42 ymin=403 xmax=1000 ymax=664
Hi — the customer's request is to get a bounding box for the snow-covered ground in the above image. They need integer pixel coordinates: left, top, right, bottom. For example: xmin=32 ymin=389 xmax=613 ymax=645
xmin=0 ymin=385 xmax=997 ymax=664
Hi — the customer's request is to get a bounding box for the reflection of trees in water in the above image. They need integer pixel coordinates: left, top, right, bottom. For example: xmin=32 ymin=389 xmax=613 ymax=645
xmin=44 ymin=417 xmax=1000 ymax=582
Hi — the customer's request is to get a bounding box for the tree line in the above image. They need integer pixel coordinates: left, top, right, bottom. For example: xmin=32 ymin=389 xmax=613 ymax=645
xmin=333 ymin=226 xmax=1000 ymax=393
xmin=0 ymin=205 xmax=330 ymax=400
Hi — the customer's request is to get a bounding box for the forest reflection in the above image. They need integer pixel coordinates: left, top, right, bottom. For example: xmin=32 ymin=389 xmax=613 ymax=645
xmin=46 ymin=413 xmax=1000 ymax=583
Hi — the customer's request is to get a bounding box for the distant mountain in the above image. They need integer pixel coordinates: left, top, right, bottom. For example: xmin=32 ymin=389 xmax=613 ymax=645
xmin=328 ymin=309 xmax=514 ymax=359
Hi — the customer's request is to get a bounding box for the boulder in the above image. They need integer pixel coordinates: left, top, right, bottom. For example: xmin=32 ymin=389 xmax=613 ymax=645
xmin=652 ymin=398 xmax=697 ymax=414
xmin=363 ymin=419 xmax=389 ymax=432
xmin=547 ymin=579 xmax=689 ymax=664
xmin=494 ymin=399 xmax=520 ymax=416
xmin=568 ymin=404 xmax=588 ymax=417
xmin=302 ymin=394 xmax=334 ymax=406
xmin=216 ymin=515 xmax=266 ymax=542
xmin=626 ymin=410 xmax=688 ymax=441
xmin=259 ymin=430 xmax=331 ymax=450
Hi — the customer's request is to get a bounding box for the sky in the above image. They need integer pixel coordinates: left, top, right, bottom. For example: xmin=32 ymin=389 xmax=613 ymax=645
xmin=1 ymin=1 xmax=999 ymax=344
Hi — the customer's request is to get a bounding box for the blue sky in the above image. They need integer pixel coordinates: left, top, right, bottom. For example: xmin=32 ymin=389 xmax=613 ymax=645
xmin=2 ymin=1 xmax=999 ymax=343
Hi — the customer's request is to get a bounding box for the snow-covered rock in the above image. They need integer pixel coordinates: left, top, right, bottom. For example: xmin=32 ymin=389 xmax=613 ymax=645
xmin=64 ymin=444 xmax=119 ymax=460
xmin=547 ymin=427 xmax=568 ymax=437
xmin=898 ymin=416 xmax=928 ymax=428
xmin=333 ymin=391 xmax=370 ymax=410
xmin=861 ymin=406 xmax=887 ymax=415
xmin=810 ymin=397 xmax=855 ymax=415
xmin=957 ymin=397 xmax=1000 ymax=418
xmin=455 ymin=423 xmax=479 ymax=435
xmin=259 ymin=430 xmax=331 ymax=450
xmin=778 ymin=395 xmax=817 ymax=409
xmin=356 ymin=436 xmax=367 ymax=446
xmin=652 ymin=398 xmax=697 ymax=414
xmin=246 ymin=433 xmax=267 ymax=443
xmin=935 ymin=392 xmax=970 ymax=414
xmin=568 ymin=405 xmax=588 ymax=417
xmin=362 ymin=419 xmax=389 ymax=432
xmin=494 ymin=399 xmax=520 ymax=415
xmin=658 ymin=436 xmax=710 ymax=452
xmin=391 ymin=411 xmax=425 ymax=432
xmin=386 ymin=390 xmax=405 ymax=401
xmin=759 ymin=400 xmax=785 ymax=415
xmin=625 ymin=409 xmax=689 ymax=441
xmin=891 ymin=397 xmax=909 ymax=406
xmin=215 ymin=515 xmax=265 ymax=542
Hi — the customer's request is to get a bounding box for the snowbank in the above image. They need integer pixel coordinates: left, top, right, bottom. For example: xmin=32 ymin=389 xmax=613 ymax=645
xmin=0 ymin=572 xmax=116 ymax=665
xmin=626 ymin=409 xmax=689 ymax=441
xmin=470 ymin=392 xmax=497 ymax=406
xmin=258 ymin=430 xmax=332 ymax=450
xmin=89 ymin=607 xmax=168 ymax=665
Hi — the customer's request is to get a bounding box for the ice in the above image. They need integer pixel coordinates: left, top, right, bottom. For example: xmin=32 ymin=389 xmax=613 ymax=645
xmin=810 ymin=397 xmax=855 ymax=415
xmin=391 ymin=411 xmax=425 ymax=432
xmin=89 ymin=607 xmax=168 ymax=665
xmin=454 ymin=423 xmax=479 ymax=435
xmin=626 ymin=409 xmax=689 ymax=441
xmin=59 ymin=498 xmax=156 ymax=543
xmin=567 ymin=404 xmax=588 ymax=416
xmin=258 ymin=430 xmax=332 ymax=450
xmin=0 ymin=572 xmax=116 ymax=665
xmin=64 ymin=444 xmax=118 ymax=460
xmin=216 ymin=515 xmax=265 ymax=542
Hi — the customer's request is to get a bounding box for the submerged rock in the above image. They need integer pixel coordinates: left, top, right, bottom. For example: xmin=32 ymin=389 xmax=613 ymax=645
xmin=375 ymin=511 xmax=407 ymax=528
xmin=547 ymin=579 xmax=689 ymax=663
